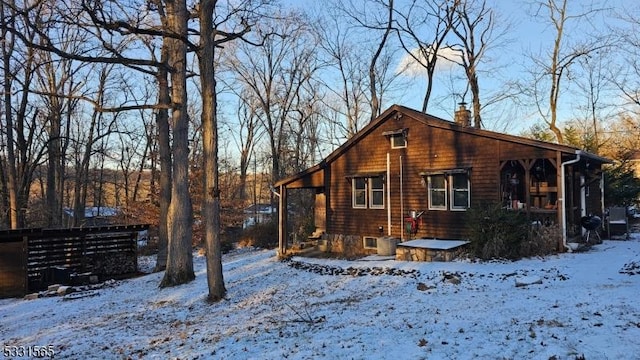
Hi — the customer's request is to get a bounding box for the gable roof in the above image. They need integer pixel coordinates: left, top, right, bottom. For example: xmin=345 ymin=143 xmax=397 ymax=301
xmin=275 ymin=104 xmax=610 ymax=187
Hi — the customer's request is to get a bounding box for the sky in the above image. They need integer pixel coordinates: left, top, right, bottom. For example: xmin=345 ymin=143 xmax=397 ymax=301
xmin=284 ymin=0 xmax=635 ymax=135
xmin=1 ymin=231 xmax=639 ymax=359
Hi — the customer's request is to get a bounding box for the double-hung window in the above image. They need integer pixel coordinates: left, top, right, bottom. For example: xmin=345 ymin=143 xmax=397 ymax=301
xmin=353 ymin=177 xmax=367 ymax=208
xmin=450 ymin=173 xmax=470 ymax=210
xmin=352 ymin=176 xmax=385 ymax=209
xmin=425 ymin=170 xmax=470 ymax=211
xmin=428 ymin=174 xmax=447 ymax=210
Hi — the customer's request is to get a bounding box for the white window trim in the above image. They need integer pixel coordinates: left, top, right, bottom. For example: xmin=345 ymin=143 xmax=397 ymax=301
xmin=426 ymin=171 xmax=471 ymax=211
xmin=352 ymin=178 xmax=367 ymax=209
xmin=428 ymin=174 xmax=447 ymax=210
xmin=352 ymin=176 xmax=385 ymax=209
xmin=450 ymin=174 xmax=470 ymax=211
xmin=363 ymin=236 xmax=378 ymax=249
xmin=391 ymin=134 xmax=407 ymax=149
xmin=369 ymin=178 xmax=385 ymax=209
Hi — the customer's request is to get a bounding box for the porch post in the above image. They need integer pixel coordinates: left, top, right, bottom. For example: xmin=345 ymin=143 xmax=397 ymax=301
xmin=278 ymin=184 xmax=288 ymax=257
xmin=556 ymin=152 xmax=563 ymax=227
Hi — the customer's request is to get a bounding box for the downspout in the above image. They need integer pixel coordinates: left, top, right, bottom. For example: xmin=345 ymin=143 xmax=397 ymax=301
xmin=560 ymin=151 xmax=581 ymax=252
xmin=387 ymin=153 xmax=391 ymax=236
xmin=600 ymin=175 xmax=605 ymax=218
xmin=400 ymin=155 xmax=404 ymax=241
xmin=600 ymin=172 xmax=606 ymax=236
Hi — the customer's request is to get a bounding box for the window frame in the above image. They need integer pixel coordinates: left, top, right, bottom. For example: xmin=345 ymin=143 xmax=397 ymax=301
xmin=450 ymin=172 xmax=470 ymax=211
xmin=369 ymin=176 xmax=385 ymax=209
xmin=390 ymin=134 xmax=407 ymax=149
xmin=351 ymin=175 xmax=385 ymax=209
xmin=383 ymin=128 xmax=408 ymax=149
xmin=352 ymin=177 xmax=367 ymax=209
xmin=363 ymin=236 xmax=378 ymax=249
xmin=428 ymin=174 xmax=448 ymax=210
xmin=424 ymin=170 xmax=471 ymax=211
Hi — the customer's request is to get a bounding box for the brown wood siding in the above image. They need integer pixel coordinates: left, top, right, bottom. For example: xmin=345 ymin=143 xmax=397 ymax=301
xmin=324 ymin=112 xmax=606 ymax=242
xmin=326 ymin=115 xmax=543 ymax=240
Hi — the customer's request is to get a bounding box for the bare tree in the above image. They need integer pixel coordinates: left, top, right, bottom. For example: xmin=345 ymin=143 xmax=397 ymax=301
xmin=228 ymin=13 xmax=321 ymax=184
xmin=573 ymin=52 xmax=618 ymax=153
xmin=315 ymin=10 xmax=370 ymax=139
xmin=69 ymin=64 xmax=121 ymax=227
xmin=0 ymin=0 xmax=57 ymax=228
xmin=158 ymin=0 xmax=195 ymax=287
xmin=196 ymin=0 xmax=273 ymax=301
xmin=528 ymin=0 xmax=609 ymax=143
xmin=395 ymin=0 xmax=456 ymax=113
xmin=449 ymin=0 xmax=499 ymax=129
xmin=368 ymin=0 xmax=394 ymax=120
xmin=227 ymin=94 xmax=263 ymax=202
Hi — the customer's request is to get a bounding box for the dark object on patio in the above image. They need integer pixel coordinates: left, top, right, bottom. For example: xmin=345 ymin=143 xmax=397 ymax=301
xmin=581 ymin=215 xmax=602 ymax=244
xmin=581 ymin=215 xmax=601 ymax=230
xmin=607 ymin=207 xmax=630 ymax=239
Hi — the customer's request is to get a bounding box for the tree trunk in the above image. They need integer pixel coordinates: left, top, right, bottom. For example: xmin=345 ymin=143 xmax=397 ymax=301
xmin=160 ymin=0 xmax=194 ymax=287
xmin=2 ymin=24 xmax=20 ymax=229
xmin=154 ymin=26 xmax=171 ymax=273
xmin=199 ymin=0 xmax=226 ymax=301
xmin=469 ymin=70 xmax=482 ymax=129
xmin=369 ymin=0 xmax=393 ymax=121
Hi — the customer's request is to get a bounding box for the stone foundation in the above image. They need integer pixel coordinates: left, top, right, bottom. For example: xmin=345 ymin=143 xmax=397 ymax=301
xmin=395 ymin=246 xmax=464 ymax=262
xmin=324 ymin=234 xmax=376 ymax=258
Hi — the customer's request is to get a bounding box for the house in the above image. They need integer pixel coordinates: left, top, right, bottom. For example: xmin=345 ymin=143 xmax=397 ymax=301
xmin=243 ymin=203 xmax=277 ymax=229
xmin=63 ymin=206 xmax=120 ymax=227
xmin=274 ymin=104 xmax=611 ymax=260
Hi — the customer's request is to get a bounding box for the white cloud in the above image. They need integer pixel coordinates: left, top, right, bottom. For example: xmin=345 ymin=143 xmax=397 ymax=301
xmin=397 ymin=45 xmax=462 ymax=77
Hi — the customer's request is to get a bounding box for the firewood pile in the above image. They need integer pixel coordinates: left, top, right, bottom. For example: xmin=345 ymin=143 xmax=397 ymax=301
xmin=91 ymin=252 xmax=136 ymax=276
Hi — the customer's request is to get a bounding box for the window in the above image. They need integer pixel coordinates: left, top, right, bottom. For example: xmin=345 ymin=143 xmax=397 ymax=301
xmin=353 ymin=177 xmax=367 ymax=208
xmin=391 ymin=134 xmax=407 ymax=148
xmin=352 ymin=176 xmax=385 ymax=209
xmin=383 ymin=129 xmax=408 ymax=149
xmin=370 ymin=176 xmax=385 ymax=208
xmin=428 ymin=174 xmax=447 ymax=210
xmin=451 ymin=173 xmax=470 ymax=210
xmin=363 ymin=236 xmax=377 ymax=249
xmin=425 ymin=171 xmax=471 ymax=211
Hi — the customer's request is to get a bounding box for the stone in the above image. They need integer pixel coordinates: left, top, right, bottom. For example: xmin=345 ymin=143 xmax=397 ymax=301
xmin=515 ymin=276 xmax=543 ymax=287
xmin=57 ymin=286 xmax=73 ymax=295
xmin=24 ymin=293 xmax=40 ymax=300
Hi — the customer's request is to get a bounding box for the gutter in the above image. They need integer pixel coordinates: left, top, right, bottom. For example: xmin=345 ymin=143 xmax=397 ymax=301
xmin=560 ymin=151 xmax=581 ymax=252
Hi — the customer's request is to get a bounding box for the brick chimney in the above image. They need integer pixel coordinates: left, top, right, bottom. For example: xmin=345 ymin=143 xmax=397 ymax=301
xmin=454 ymin=102 xmax=471 ymax=127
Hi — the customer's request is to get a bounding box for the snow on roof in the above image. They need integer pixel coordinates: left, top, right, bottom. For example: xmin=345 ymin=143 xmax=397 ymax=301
xmin=243 ymin=203 xmax=277 ymax=213
xmin=63 ymin=207 xmax=120 ymax=218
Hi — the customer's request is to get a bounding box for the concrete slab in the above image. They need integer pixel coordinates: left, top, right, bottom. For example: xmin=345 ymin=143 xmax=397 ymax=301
xmin=397 ymin=239 xmax=469 ymax=250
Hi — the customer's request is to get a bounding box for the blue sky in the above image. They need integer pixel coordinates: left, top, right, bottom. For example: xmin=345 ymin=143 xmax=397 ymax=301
xmin=283 ymin=0 xmax=634 ymax=135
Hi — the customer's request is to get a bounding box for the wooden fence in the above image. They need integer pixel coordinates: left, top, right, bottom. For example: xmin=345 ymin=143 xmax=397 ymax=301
xmin=0 ymin=224 xmax=149 ymax=298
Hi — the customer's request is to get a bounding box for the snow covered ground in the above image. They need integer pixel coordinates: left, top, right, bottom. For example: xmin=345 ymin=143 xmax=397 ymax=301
xmin=2 ymin=234 xmax=640 ymax=359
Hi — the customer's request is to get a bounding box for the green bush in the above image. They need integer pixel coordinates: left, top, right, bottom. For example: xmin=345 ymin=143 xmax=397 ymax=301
xmin=467 ymin=203 xmax=562 ymax=260
xmin=466 ymin=202 xmax=530 ymax=260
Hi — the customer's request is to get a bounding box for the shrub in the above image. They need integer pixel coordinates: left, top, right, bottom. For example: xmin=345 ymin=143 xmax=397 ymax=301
xmin=466 ymin=202 xmax=529 ymax=260
xmin=238 ymin=220 xmax=279 ymax=249
xmin=522 ymin=223 xmax=561 ymax=257
xmin=467 ymin=203 xmax=562 ymax=260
